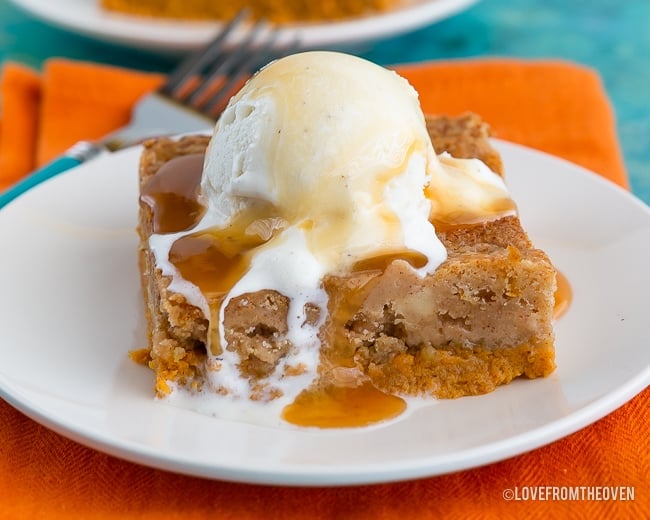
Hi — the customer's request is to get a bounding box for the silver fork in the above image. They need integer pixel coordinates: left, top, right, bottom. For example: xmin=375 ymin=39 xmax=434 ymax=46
xmin=0 ymin=11 xmax=294 ymax=209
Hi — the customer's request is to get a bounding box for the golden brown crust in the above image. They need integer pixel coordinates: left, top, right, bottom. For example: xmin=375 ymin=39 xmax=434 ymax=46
xmin=137 ymin=136 xmax=211 ymax=393
xmin=362 ymin=341 xmax=555 ymax=398
xmin=136 ymin=115 xmax=556 ymax=399
xmin=426 ymin=113 xmax=504 ymax=176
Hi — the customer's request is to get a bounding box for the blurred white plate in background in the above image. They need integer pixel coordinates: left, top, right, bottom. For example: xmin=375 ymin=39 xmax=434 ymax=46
xmin=8 ymin=0 xmax=479 ymax=53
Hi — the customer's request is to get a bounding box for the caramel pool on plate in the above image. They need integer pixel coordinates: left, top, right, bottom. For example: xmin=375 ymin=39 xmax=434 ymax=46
xmin=554 ymin=270 xmax=572 ymax=320
xmin=282 ymin=381 xmax=407 ymax=428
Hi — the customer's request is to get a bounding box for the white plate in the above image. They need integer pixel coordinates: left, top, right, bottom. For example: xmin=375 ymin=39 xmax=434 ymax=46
xmin=8 ymin=0 xmax=479 ymax=53
xmin=0 ymin=140 xmax=649 ymax=486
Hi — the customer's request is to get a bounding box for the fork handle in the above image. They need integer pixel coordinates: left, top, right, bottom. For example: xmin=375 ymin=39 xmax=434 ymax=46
xmin=0 ymin=141 xmax=104 ymax=210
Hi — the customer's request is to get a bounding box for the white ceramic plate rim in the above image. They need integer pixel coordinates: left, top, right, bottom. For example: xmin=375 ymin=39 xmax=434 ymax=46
xmin=8 ymin=0 xmax=479 ymax=52
xmin=0 ymin=139 xmax=648 ymax=486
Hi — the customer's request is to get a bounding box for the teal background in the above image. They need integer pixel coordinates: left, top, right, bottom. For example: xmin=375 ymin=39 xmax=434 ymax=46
xmin=1 ymin=0 xmax=648 ymax=204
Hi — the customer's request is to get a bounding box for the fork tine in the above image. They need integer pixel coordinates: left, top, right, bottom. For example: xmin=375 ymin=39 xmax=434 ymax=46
xmin=202 ymin=34 xmax=302 ymax=117
xmin=182 ymin=18 xmax=271 ymax=107
xmin=159 ymin=9 xmax=250 ymax=98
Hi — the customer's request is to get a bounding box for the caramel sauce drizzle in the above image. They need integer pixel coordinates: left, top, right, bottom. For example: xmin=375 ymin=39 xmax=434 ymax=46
xmin=428 ymin=200 xmax=518 ymax=232
xmin=554 ymin=269 xmax=572 ymax=320
xmin=169 ymin=228 xmax=265 ymax=295
xmin=281 ymin=382 xmax=406 ymax=428
xmin=352 ymin=250 xmax=428 ymax=272
xmin=140 ymin=154 xmax=206 ymax=233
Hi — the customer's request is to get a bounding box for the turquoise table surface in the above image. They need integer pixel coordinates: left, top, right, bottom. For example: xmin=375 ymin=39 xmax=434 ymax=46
xmin=1 ymin=0 xmax=648 ymax=204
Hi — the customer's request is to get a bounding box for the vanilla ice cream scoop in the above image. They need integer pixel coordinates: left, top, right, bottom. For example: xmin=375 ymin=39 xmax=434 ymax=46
xmin=200 ymin=50 xmax=446 ymax=272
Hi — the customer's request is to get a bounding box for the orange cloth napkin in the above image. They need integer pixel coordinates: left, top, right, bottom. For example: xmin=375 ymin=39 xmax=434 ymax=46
xmin=0 ymin=58 xmax=646 ymax=518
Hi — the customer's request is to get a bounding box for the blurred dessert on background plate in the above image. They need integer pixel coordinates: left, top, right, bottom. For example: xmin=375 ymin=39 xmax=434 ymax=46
xmin=101 ymin=0 xmax=404 ymax=22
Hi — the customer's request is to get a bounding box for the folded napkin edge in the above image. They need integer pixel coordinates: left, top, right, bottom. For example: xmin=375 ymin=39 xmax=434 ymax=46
xmin=0 ymin=56 xmax=628 ymax=189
